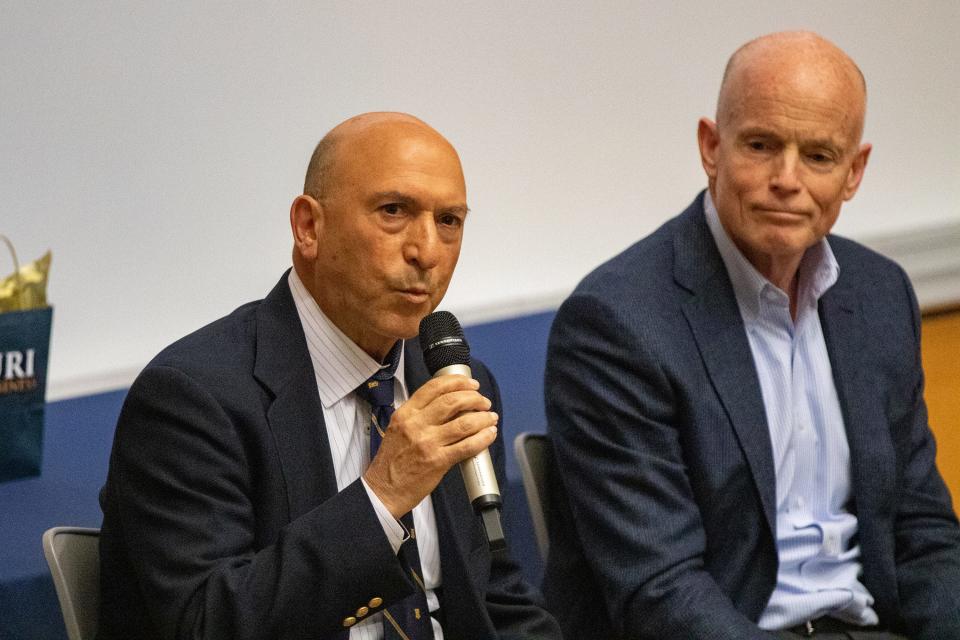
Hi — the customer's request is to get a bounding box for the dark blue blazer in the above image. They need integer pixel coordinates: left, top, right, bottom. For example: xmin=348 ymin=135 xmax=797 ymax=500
xmin=543 ymin=193 xmax=960 ymax=639
xmin=98 ymin=273 xmax=559 ymax=640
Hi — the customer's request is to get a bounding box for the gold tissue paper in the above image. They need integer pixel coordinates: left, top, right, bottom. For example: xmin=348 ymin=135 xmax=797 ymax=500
xmin=0 ymin=236 xmax=52 ymax=313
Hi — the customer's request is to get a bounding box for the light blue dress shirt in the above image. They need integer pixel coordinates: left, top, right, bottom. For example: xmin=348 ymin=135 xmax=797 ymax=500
xmin=703 ymin=193 xmax=879 ymax=629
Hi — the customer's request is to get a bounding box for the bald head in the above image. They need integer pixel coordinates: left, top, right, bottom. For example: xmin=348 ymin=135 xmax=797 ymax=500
xmin=717 ymin=31 xmax=867 ymax=142
xmin=697 ymin=31 xmax=873 ymax=291
xmin=303 ymin=112 xmax=460 ymax=200
xmin=290 ymin=112 xmax=467 ymax=360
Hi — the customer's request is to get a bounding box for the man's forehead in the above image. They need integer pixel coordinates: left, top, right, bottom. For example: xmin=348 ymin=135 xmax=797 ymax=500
xmin=727 ymin=85 xmax=862 ymax=148
xmin=718 ymin=32 xmax=866 ymax=131
xmin=726 ymin=32 xmax=863 ymax=87
xmin=316 ymin=135 xmax=465 ymax=211
xmin=325 ymin=124 xmax=458 ymax=177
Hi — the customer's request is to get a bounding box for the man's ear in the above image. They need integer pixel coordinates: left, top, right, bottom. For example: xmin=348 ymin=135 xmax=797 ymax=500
xmin=843 ymin=143 xmax=872 ymax=201
xmin=290 ymin=194 xmax=322 ymax=261
xmin=697 ymin=117 xmax=721 ymax=181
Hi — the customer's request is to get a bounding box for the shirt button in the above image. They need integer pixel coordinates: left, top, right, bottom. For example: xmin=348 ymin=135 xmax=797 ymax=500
xmin=825 ymin=532 xmax=841 ymax=555
xmin=369 ymin=597 xmax=383 ymax=608
xmin=356 ymin=606 xmax=369 ymax=618
xmin=342 ymin=616 xmax=357 ymax=628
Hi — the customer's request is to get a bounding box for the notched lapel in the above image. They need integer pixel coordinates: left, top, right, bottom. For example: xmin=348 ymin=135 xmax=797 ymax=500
xmin=264 ymin=374 xmax=338 ymax=520
xmin=819 ymin=286 xmax=892 ymax=520
xmin=254 ymin=275 xmax=338 ymax=521
xmin=674 ymin=200 xmax=777 ymax=536
xmin=683 ymin=281 xmax=777 ymax=536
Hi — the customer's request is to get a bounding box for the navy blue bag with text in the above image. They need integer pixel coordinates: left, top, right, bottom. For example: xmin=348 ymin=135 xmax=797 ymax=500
xmin=0 ymin=306 xmax=53 ymax=483
xmin=0 ymin=233 xmax=53 ymax=484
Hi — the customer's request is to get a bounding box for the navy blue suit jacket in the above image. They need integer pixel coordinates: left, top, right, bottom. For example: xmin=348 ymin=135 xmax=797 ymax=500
xmin=98 ymin=273 xmax=559 ymax=640
xmin=543 ymin=193 xmax=960 ymax=639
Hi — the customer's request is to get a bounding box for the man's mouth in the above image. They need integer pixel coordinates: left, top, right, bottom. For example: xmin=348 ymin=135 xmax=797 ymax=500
xmin=754 ymin=206 xmax=808 ymax=219
xmin=397 ymin=287 xmax=430 ymax=303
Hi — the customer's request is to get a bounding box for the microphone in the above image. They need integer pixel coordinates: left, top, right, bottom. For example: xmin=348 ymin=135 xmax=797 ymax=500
xmin=419 ymin=311 xmax=506 ymax=551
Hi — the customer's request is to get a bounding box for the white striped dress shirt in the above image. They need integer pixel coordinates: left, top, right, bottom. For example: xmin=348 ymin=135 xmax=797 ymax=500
xmin=288 ymin=270 xmax=444 ymax=640
xmin=704 ymin=193 xmax=878 ymax=629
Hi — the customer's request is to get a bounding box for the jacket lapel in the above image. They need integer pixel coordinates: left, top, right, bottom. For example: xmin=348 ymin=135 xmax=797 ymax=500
xmin=253 ymin=272 xmax=339 ymax=521
xmin=675 ymin=196 xmax=777 ymax=536
xmin=818 ymin=262 xmax=891 ymax=530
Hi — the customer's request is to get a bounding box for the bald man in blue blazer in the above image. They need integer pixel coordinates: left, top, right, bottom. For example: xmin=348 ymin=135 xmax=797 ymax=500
xmin=544 ymin=33 xmax=960 ymax=640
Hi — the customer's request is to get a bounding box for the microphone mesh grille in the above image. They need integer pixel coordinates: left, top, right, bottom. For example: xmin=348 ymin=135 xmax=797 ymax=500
xmin=419 ymin=311 xmax=471 ymax=374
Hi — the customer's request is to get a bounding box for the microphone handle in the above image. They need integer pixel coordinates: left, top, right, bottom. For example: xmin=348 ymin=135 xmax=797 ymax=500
xmin=433 ymin=363 xmax=506 ymax=551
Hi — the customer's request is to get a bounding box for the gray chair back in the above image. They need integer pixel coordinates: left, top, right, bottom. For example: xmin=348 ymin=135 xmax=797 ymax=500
xmin=42 ymin=526 xmax=100 ymax=640
xmin=513 ymin=432 xmax=553 ymax=561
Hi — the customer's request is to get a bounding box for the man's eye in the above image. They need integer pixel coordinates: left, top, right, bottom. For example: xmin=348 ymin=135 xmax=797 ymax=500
xmin=381 ymin=203 xmax=402 ymax=215
xmin=808 ymin=152 xmax=831 ymax=163
xmin=438 ymin=214 xmax=463 ymax=228
xmin=748 ymin=140 xmax=767 ymax=151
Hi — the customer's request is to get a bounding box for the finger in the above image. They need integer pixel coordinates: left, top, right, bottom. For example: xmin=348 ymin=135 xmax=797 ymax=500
xmin=403 ymin=374 xmax=480 ymax=410
xmin=386 ymin=390 xmax=490 ymax=438
xmin=417 ymin=389 xmax=493 ymax=425
xmin=438 ymin=410 xmax=499 ymax=445
xmin=441 ymin=425 xmax=499 ymax=466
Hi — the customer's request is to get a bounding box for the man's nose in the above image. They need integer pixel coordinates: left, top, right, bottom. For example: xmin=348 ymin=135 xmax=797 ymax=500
xmin=770 ymin=149 xmax=802 ymax=193
xmin=402 ymin=214 xmax=441 ymax=270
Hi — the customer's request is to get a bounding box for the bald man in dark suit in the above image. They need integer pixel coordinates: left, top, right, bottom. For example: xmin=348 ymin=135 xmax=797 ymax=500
xmin=544 ymin=32 xmax=960 ymax=640
xmin=98 ymin=113 xmax=560 ymax=640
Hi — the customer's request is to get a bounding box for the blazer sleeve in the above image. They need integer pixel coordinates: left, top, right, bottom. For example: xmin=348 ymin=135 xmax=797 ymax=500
xmin=105 ymin=363 xmax=418 ymax=640
xmin=472 ymin=362 xmax=563 ymax=640
xmin=545 ymin=291 xmax=778 ymax=639
xmin=889 ymin=269 xmax=960 ymax=639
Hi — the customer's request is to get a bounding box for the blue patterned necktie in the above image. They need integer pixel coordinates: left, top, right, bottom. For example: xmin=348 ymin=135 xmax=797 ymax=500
xmin=355 ymin=341 xmax=435 ymax=640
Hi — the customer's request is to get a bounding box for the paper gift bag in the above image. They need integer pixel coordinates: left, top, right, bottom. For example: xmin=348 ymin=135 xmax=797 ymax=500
xmin=0 ymin=307 xmax=53 ymax=482
xmin=0 ymin=235 xmax=53 ymax=483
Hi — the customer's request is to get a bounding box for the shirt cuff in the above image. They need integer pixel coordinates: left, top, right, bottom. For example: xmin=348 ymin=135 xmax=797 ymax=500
xmin=361 ymin=477 xmax=408 ymax=555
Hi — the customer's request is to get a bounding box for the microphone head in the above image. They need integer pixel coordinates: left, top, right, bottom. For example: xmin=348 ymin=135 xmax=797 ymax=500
xmin=419 ymin=311 xmax=470 ymax=374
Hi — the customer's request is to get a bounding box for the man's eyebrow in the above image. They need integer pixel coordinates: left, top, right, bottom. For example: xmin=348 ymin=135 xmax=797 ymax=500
xmin=737 ymin=127 xmax=779 ymax=138
xmin=740 ymin=126 xmax=840 ymax=141
xmin=370 ymin=190 xmax=470 ymax=214
xmin=805 ymin=138 xmax=844 ymax=151
xmin=737 ymin=128 xmax=844 ymax=151
xmin=369 ymin=190 xmax=417 ymax=205
xmin=441 ymin=204 xmax=470 ymax=216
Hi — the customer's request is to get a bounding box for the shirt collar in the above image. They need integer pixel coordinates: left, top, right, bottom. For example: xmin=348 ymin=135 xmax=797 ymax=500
xmin=703 ymin=191 xmax=839 ymax=323
xmin=288 ymin=269 xmax=407 ymax=408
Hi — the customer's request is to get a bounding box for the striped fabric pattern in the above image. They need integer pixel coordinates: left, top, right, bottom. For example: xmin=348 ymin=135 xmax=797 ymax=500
xmin=288 ymin=270 xmax=444 ymax=639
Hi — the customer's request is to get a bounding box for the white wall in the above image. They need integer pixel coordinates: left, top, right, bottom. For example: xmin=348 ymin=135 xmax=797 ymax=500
xmin=1 ymin=1 xmax=957 ymax=398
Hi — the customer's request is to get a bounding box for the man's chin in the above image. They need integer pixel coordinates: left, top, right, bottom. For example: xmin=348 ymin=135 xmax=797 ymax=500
xmin=381 ymin=315 xmax=428 ymax=344
xmin=755 ymin=233 xmax=819 ymax=260
xmin=383 ymin=294 xmax=447 ymax=339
